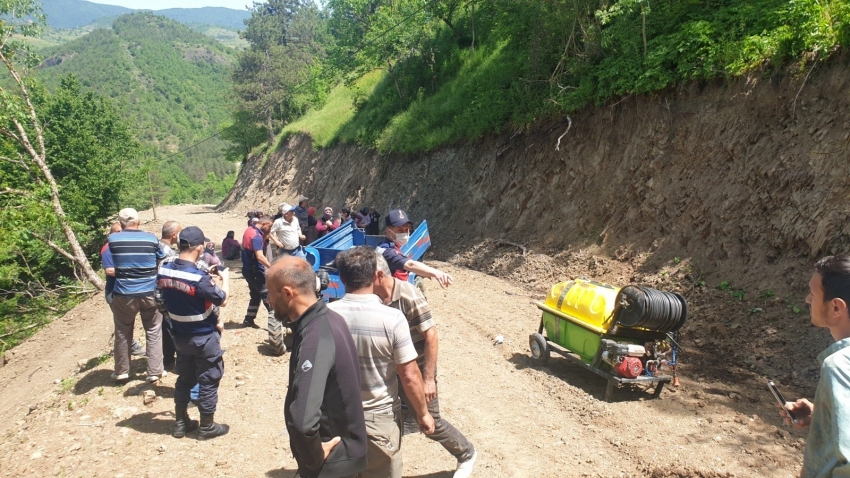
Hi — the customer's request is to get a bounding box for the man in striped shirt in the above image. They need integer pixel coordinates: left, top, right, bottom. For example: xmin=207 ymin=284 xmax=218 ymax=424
xmin=328 ymin=246 xmax=434 ymax=478
xmin=374 ymin=254 xmax=477 ymax=477
xmin=103 ymin=208 xmax=167 ymax=383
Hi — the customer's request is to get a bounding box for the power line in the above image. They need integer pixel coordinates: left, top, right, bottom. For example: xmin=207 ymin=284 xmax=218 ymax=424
xmin=164 ymin=0 xmax=439 ymax=161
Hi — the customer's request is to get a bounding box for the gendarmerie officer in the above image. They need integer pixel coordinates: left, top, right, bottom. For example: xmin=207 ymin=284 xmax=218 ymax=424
xmin=157 ymin=226 xmax=230 ymax=439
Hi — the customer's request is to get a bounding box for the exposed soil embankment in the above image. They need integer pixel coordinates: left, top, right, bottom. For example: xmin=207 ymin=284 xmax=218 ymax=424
xmin=221 ymin=58 xmax=850 ymax=402
xmin=222 ymin=57 xmax=850 ymax=296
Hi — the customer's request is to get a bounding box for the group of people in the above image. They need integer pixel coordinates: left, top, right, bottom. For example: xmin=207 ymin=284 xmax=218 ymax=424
xmin=237 ymin=204 xmax=469 ymax=477
xmin=237 ymin=197 xmax=384 ymax=260
xmin=99 ymin=203 xmax=473 ymax=477
xmin=101 ymin=208 xmax=231 ymax=438
xmin=97 ymin=199 xmax=850 ymax=478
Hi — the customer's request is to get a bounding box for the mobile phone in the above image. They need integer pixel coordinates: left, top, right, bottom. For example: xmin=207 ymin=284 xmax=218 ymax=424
xmin=768 ymin=380 xmax=797 ymax=424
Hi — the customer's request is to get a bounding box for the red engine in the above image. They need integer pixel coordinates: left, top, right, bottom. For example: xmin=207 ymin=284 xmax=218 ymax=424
xmin=614 ymin=357 xmax=643 ymax=378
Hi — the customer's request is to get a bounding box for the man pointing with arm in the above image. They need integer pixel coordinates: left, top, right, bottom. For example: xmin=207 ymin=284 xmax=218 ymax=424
xmin=377 ymin=209 xmax=453 ymax=288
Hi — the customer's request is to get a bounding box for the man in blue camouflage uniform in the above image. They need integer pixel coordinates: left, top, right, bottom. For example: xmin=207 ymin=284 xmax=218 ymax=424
xmin=157 ymin=226 xmax=230 ymax=439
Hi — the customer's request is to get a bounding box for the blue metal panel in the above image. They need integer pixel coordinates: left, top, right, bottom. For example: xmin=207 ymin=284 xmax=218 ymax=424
xmin=401 ymin=220 xmax=430 ymax=262
xmin=314 ymin=219 xmax=432 ymax=303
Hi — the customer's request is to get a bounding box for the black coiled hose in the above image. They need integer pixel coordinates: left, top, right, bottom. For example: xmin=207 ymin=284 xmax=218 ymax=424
xmin=614 ymin=285 xmax=687 ymax=332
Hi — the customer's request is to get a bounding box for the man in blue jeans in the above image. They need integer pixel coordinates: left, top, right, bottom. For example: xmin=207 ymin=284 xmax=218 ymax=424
xmin=158 ymin=226 xmax=230 ymax=439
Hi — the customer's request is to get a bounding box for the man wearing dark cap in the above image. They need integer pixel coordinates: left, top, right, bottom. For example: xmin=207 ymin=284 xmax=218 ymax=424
xmin=158 ymin=226 xmax=230 ymax=439
xmin=377 ymin=209 xmax=454 ymax=288
xmin=267 ymin=256 xmax=369 ymax=478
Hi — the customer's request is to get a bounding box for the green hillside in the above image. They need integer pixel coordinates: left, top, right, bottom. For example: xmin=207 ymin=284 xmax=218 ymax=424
xmin=252 ymin=0 xmax=850 ymax=154
xmin=38 ymin=12 xmax=237 ymax=204
xmin=38 ymin=0 xmax=250 ymax=31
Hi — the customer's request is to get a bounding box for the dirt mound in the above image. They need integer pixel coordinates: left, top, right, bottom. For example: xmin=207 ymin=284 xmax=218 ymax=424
xmin=648 ymin=465 xmax=736 ymax=478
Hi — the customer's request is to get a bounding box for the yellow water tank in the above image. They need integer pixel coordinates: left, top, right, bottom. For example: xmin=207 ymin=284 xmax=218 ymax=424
xmin=544 ymin=279 xmax=621 ymax=332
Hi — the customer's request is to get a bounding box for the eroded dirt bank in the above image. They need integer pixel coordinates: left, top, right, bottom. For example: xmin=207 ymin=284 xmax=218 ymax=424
xmin=222 ymin=56 xmax=850 ymax=297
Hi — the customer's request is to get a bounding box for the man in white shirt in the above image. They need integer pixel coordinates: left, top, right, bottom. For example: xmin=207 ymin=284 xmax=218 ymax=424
xmin=270 ymin=203 xmax=306 ymax=259
xmin=328 ymin=246 xmax=434 ymax=478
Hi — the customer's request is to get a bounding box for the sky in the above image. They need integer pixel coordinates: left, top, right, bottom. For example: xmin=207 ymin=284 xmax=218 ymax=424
xmin=90 ymin=0 xmax=253 ymax=10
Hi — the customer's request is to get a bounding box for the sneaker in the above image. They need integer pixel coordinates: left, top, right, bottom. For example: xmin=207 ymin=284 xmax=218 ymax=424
xmin=454 ymin=451 xmax=477 ymax=478
xmin=131 ymin=340 xmax=145 ymax=356
xmin=242 ymin=319 xmax=259 ymax=329
xmin=111 ymin=372 xmax=130 ymax=382
xmin=146 ymin=370 xmax=168 ymax=383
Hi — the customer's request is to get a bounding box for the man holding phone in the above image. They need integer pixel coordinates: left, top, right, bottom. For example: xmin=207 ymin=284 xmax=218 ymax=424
xmin=158 ymin=226 xmax=230 ymax=439
xmin=778 ymin=255 xmax=850 ymax=477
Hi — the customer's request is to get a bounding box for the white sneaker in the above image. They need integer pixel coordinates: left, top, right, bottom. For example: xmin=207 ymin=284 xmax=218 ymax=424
xmin=146 ymin=370 xmax=168 ymax=383
xmin=454 ymin=451 xmax=477 ymax=478
xmin=111 ymin=372 xmax=130 ymax=381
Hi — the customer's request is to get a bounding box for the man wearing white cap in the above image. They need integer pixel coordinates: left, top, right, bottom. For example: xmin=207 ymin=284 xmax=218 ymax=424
xmin=270 ymin=203 xmax=306 ymax=258
xmin=104 ymin=208 xmax=168 ymax=382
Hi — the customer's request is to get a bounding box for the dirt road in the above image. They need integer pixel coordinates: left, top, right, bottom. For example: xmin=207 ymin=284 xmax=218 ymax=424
xmin=0 ymin=205 xmax=807 ymax=477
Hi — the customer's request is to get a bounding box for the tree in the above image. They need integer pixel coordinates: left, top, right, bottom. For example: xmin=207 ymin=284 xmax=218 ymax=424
xmin=0 ymin=1 xmax=124 ymax=290
xmin=233 ymin=0 xmax=325 ymax=145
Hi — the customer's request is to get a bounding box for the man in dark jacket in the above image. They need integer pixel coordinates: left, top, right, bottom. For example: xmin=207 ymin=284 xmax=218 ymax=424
xmin=267 ymin=256 xmax=368 ymax=478
xmin=157 ymin=226 xmax=230 ymax=439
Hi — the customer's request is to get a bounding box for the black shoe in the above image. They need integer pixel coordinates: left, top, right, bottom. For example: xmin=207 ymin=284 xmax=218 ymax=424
xmin=242 ymin=319 xmax=259 ymax=329
xmin=198 ymin=413 xmax=229 ymax=440
xmin=172 ymin=405 xmax=199 ymax=439
xmin=131 ymin=340 xmax=145 ymax=356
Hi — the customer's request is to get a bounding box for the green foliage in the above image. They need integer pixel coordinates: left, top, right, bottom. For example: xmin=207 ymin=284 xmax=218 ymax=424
xmin=231 ymin=0 xmax=327 ymax=147
xmin=275 ymin=0 xmax=850 ymax=152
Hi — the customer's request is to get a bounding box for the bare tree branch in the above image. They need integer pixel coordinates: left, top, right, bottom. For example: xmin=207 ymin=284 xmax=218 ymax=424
xmin=555 ymin=116 xmax=573 ymax=151
xmin=1 ymin=187 xmax=32 ymax=196
xmin=28 ymin=231 xmax=76 ymax=262
xmin=0 ymin=50 xmax=105 ymax=290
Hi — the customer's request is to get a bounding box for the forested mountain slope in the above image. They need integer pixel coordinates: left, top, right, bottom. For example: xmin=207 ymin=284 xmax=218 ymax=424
xmin=38 ymin=13 xmax=237 ymax=204
xmin=39 ymin=0 xmax=250 ymax=30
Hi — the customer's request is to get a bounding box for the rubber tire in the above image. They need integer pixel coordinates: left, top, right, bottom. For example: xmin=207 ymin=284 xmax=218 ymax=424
xmin=268 ymin=316 xmax=287 ymax=356
xmin=414 ymin=276 xmax=426 ymax=298
xmin=529 ymin=333 xmax=550 ymax=364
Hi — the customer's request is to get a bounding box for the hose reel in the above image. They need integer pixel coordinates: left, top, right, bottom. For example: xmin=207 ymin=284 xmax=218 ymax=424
xmin=614 ymin=285 xmax=687 ymax=333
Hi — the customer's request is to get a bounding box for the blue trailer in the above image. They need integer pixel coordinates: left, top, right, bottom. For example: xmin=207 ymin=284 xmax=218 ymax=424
xmin=302 ymin=219 xmax=432 ymax=302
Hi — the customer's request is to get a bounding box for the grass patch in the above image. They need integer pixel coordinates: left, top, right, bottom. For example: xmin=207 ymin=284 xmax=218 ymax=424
xmin=80 ymin=352 xmax=112 ymax=373
xmin=0 ymin=291 xmax=87 ymax=353
xmin=281 ymin=70 xmax=384 ymax=149
xmin=60 ymin=377 xmax=77 ymax=394
xmin=271 ymin=0 xmax=850 ymax=153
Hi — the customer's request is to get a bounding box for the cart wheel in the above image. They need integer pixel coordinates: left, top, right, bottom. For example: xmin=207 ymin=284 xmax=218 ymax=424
xmin=529 ymin=333 xmax=549 ymax=364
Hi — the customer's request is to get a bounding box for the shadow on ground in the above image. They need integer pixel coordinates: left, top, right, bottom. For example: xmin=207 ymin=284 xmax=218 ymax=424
xmin=265 ymin=467 xmax=299 ymax=478
xmin=508 ymin=352 xmax=666 ymax=403
xmin=115 ymin=411 xmax=173 ymax=436
xmin=73 ymin=369 xmax=115 ymax=394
